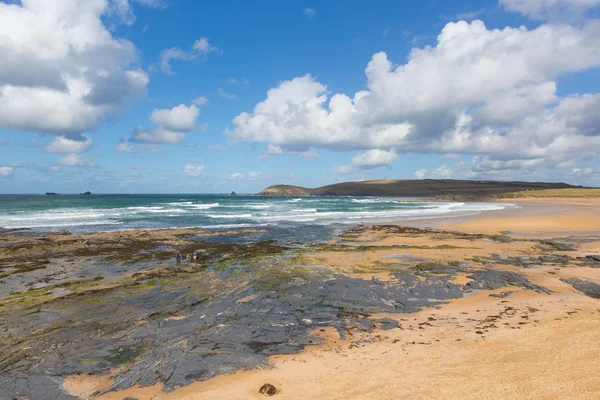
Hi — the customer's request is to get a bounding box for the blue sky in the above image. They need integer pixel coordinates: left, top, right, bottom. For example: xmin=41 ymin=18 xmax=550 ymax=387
xmin=1 ymin=0 xmax=600 ymax=193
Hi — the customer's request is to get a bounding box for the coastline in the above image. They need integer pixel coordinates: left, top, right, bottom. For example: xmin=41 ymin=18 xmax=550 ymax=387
xmin=1 ymin=197 xmax=599 ymax=399
xmin=100 ymin=197 xmax=600 ymax=400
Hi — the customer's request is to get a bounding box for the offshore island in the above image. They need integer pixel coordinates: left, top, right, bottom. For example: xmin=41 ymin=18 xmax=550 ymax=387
xmin=0 ymin=180 xmax=599 ymax=399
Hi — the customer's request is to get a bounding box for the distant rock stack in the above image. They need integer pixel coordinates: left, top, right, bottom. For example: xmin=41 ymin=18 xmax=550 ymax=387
xmin=80 ymin=191 xmax=92 ymax=196
xmin=231 ymin=191 xmax=237 ymax=196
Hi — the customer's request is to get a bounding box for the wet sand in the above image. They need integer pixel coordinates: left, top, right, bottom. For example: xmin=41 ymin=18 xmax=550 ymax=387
xmin=89 ymin=199 xmax=600 ymax=400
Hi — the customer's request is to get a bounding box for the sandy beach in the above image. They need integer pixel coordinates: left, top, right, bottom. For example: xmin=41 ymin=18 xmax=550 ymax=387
xmin=2 ymin=198 xmax=599 ymax=400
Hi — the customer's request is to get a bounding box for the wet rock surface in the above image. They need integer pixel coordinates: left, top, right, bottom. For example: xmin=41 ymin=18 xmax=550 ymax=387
xmin=0 ymin=264 xmax=550 ymax=399
xmin=561 ymin=278 xmax=600 ymax=298
xmin=489 ymin=291 xmax=517 ymax=298
xmin=0 ymin=226 xmax=563 ymax=399
xmin=465 ymin=270 xmax=551 ymax=294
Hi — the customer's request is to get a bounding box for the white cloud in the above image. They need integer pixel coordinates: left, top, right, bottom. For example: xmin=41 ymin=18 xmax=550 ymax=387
xmin=304 ymin=8 xmax=316 ymax=18
xmin=132 ymin=104 xmax=203 ymax=144
xmin=0 ymin=0 xmax=149 ymax=138
xmin=150 ymin=104 xmax=199 ymax=131
xmin=228 ymin=77 xmax=249 ymax=86
xmin=0 ymin=166 xmax=14 ymax=176
xmin=264 ymin=144 xmax=320 ymax=159
xmin=217 ymin=88 xmax=237 ymax=100
xmin=160 ymin=37 xmax=220 ymax=74
xmin=500 ymin=0 xmax=600 ymax=21
xmin=229 ymin=171 xmax=261 ymax=180
xmin=116 ymin=140 xmax=135 ymax=153
xmin=267 ymin=144 xmax=285 ymax=155
xmin=431 ymin=164 xmax=454 ymax=179
xmin=133 ymin=0 xmax=168 ymax=8
xmin=247 ymin=171 xmax=261 ymax=180
xmin=192 ymin=96 xmax=209 ymax=106
xmin=229 ymin=19 xmax=600 ymax=175
xmin=442 ymin=154 xmax=461 ymax=161
xmin=184 ymin=164 xmax=204 ymax=177
xmin=208 ymin=144 xmax=225 ymax=151
xmin=45 ymin=135 xmax=92 ymax=153
xmin=55 ymin=153 xmax=96 ymax=168
xmin=299 ymin=149 xmax=320 ymax=159
xmin=414 ymin=168 xmax=428 ymax=179
xmin=456 ymin=8 xmax=487 ymax=20
xmin=351 ymin=149 xmax=397 ymax=169
xmin=332 ymin=165 xmax=353 ymax=174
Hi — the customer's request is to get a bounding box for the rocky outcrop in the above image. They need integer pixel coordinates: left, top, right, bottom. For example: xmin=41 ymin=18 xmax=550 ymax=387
xmin=258 ymin=185 xmax=313 ymax=196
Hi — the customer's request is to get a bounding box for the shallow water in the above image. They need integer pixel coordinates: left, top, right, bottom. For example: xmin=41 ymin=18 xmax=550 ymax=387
xmin=0 ymin=194 xmax=512 ymax=237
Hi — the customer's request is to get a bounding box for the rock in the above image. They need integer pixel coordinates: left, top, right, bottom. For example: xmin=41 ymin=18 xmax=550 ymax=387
xmin=376 ymin=318 xmax=399 ymax=330
xmin=466 ymin=270 xmax=550 ymax=294
xmin=538 ymin=240 xmax=576 ymax=251
xmin=578 ymin=255 xmax=600 ymax=266
xmin=80 ymin=191 xmax=92 ymax=195
xmin=259 ymin=383 xmax=279 ymax=396
xmin=489 ymin=291 xmax=516 ymax=298
xmin=538 ymin=255 xmax=572 ymax=264
xmin=258 ymin=185 xmax=312 ymax=196
xmin=561 ymin=278 xmax=600 ymax=298
xmin=230 ymin=191 xmax=237 ymax=196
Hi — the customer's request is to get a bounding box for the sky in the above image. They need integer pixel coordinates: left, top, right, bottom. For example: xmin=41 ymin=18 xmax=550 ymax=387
xmin=1 ymin=0 xmax=600 ymax=194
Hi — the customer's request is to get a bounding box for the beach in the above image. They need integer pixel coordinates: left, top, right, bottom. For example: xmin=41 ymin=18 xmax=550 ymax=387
xmin=1 ymin=197 xmax=599 ymax=399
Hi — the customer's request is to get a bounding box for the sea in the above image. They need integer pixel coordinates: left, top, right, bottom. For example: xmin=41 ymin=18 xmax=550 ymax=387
xmin=0 ymin=194 xmax=512 ymax=240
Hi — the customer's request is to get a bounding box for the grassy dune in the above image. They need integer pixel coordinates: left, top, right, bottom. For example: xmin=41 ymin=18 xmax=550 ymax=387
xmin=497 ymin=188 xmax=600 ymax=198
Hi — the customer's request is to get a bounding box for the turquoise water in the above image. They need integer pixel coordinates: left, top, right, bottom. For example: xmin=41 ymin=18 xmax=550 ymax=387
xmin=0 ymin=194 xmax=509 ymax=234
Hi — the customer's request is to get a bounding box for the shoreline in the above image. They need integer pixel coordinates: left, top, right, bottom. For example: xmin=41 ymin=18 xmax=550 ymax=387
xmin=0 ymin=199 xmax=514 ymax=238
xmin=98 ymin=197 xmax=600 ymax=400
xmin=1 ymin=197 xmax=599 ymax=399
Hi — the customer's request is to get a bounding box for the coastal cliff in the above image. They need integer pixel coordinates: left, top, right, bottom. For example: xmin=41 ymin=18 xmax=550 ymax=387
xmin=258 ymin=185 xmax=313 ymax=196
xmin=258 ymin=179 xmax=581 ymax=197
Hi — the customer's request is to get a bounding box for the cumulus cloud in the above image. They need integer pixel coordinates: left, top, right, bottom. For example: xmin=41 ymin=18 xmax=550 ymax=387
xmin=150 ymin=104 xmax=199 ymax=131
xmin=351 ymin=149 xmax=397 ymax=169
xmin=55 ymin=153 xmax=97 ymax=168
xmin=228 ymin=77 xmax=250 ymax=86
xmin=45 ymin=135 xmax=92 ymax=153
xmin=116 ymin=140 xmax=135 ymax=153
xmin=230 ymin=172 xmax=261 ymax=180
xmin=131 ymin=104 xmax=203 ymax=144
xmin=247 ymin=171 xmax=261 ymax=180
xmin=229 ymin=19 xmax=600 ymax=177
xmin=217 ymin=88 xmax=237 ymax=100
xmin=160 ymin=37 xmax=220 ymax=74
xmin=263 ymin=144 xmax=320 ymax=160
xmin=304 ymin=8 xmax=316 ymax=18
xmin=500 ymin=0 xmax=600 ymax=21
xmin=0 ymin=0 xmax=149 ymax=139
xmin=184 ymin=164 xmax=204 ymax=177
xmin=414 ymin=168 xmax=428 ymax=179
xmin=0 ymin=166 xmax=14 ymax=176
xmin=299 ymin=149 xmax=320 ymax=159
xmin=192 ymin=96 xmax=209 ymax=106
xmin=332 ymin=165 xmax=353 ymax=174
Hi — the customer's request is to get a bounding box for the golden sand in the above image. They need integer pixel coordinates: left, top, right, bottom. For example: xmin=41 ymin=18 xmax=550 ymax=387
xmin=68 ymin=198 xmax=600 ymax=400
